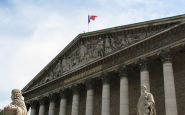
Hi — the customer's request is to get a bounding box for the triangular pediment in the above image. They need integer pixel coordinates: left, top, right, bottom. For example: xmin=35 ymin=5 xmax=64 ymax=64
xmin=22 ymin=15 xmax=185 ymax=94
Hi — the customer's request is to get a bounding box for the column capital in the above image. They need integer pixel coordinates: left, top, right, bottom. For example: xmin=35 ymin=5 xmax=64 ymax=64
xmin=84 ymin=78 xmax=95 ymax=90
xmin=38 ymin=96 xmax=47 ymax=105
xmin=48 ymin=93 xmax=57 ymax=102
xmin=29 ymin=100 xmax=38 ymax=109
xmin=117 ymin=65 xmax=129 ymax=78
xmin=59 ymin=89 xmax=68 ymax=98
xmin=135 ymin=57 xmax=149 ymax=71
xmin=157 ymin=49 xmax=174 ymax=63
xmin=100 ymin=72 xmax=111 ymax=84
xmin=71 ymin=84 xmax=80 ymax=94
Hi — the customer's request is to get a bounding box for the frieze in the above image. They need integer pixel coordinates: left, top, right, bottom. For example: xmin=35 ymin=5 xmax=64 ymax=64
xmin=30 ymin=25 xmax=170 ymax=88
xmin=104 ymin=26 xmax=185 ymax=68
xmin=24 ymin=24 xmax=185 ymax=101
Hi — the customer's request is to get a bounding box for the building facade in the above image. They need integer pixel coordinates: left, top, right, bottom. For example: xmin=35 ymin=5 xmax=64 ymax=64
xmin=22 ymin=14 xmax=185 ymax=115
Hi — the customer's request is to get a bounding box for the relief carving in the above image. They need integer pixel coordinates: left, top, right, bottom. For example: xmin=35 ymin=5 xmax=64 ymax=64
xmin=32 ymin=26 xmax=170 ymax=86
xmin=105 ymin=36 xmax=112 ymax=55
xmin=43 ymin=70 xmax=54 ymax=83
xmin=56 ymin=60 xmax=62 ymax=77
xmin=25 ymin=25 xmax=185 ymax=100
xmin=79 ymin=44 xmax=87 ymax=62
xmin=93 ymin=37 xmax=104 ymax=57
xmin=110 ymin=37 xmax=119 ymax=50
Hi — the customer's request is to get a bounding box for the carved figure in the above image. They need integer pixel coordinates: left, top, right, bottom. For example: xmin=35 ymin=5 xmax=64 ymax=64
xmin=72 ymin=50 xmax=80 ymax=66
xmin=56 ymin=60 xmax=62 ymax=77
xmin=4 ymin=89 xmax=27 ymax=115
xmin=121 ymin=35 xmax=129 ymax=47
xmin=137 ymin=85 xmax=156 ymax=115
xmin=122 ymin=39 xmax=128 ymax=47
xmin=110 ymin=37 xmax=118 ymax=50
xmin=62 ymin=57 xmax=67 ymax=72
xmin=66 ymin=56 xmax=72 ymax=71
xmin=86 ymin=44 xmax=93 ymax=60
xmin=79 ymin=45 xmax=87 ymax=62
xmin=43 ymin=71 xmax=54 ymax=83
xmin=93 ymin=37 xmax=104 ymax=57
xmin=105 ymin=37 xmax=112 ymax=55
xmin=127 ymin=35 xmax=135 ymax=44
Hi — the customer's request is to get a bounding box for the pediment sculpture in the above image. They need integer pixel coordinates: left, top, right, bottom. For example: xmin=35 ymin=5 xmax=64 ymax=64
xmin=33 ymin=26 xmax=168 ymax=87
xmin=4 ymin=89 xmax=27 ymax=115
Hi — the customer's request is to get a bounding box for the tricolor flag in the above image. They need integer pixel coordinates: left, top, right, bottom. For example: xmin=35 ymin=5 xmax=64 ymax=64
xmin=88 ymin=15 xmax=97 ymax=24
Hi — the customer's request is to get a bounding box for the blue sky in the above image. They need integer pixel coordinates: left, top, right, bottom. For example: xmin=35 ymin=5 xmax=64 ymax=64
xmin=0 ymin=0 xmax=185 ymax=111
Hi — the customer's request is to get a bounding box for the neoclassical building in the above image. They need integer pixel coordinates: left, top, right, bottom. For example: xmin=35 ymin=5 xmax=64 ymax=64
xmin=22 ymin=14 xmax=185 ymax=115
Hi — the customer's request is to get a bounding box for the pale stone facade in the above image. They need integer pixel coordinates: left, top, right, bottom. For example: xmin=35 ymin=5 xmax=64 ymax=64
xmin=22 ymin=14 xmax=185 ymax=115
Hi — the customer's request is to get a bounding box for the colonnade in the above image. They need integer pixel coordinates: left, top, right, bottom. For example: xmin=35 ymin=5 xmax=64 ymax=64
xmin=28 ymin=49 xmax=178 ymax=115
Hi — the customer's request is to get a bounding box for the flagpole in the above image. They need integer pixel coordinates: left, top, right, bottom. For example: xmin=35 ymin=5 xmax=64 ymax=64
xmin=88 ymin=14 xmax=89 ymax=32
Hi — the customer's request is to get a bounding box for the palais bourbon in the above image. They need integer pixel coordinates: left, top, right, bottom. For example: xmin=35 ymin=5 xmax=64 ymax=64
xmin=22 ymin=15 xmax=185 ymax=115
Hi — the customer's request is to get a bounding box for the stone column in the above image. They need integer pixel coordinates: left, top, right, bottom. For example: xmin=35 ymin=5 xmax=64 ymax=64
xmin=100 ymin=72 xmax=111 ymax=115
xmin=84 ymin=78 xmax=94 ymax=115
xmin=118 ymin=66 xmax=129 ymax=115
xmin=59 ymin=89 xmax=67 ymax=115
xmin=158 ymin=49 xmax=178 ymax=115
xmin=38 ymin=97 xmax=46 ymax=115
xmin=136 ymin=58 xmax=150 ymax=93
xmin=30 ymin=101 xmax=37 ymax=115
xmin=71 ymin=84 xmax=80 ymax=115
xmin=48 ymin=93 xmax=57 ymax=115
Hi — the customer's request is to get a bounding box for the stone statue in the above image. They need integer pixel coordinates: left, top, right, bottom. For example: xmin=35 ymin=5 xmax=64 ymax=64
xmin=43 ymin=70 xmax=54 ymax=83
xmin=110 ymin=37 xmax=118 ymax=50
xmin=62 ymin=57 xmax=67 ymax=72
xmin=56 ymin=60 xmax=62 ymax=77
xmin=121 ymin=35 xmax=129 ymax=47
xmin=86 ymin=44 xmax=93 ymax=60
xmin=72 ymin=50 xmax=80 ymax=66
xmin=127 ymin=35 xmax=135 ymax=44
xmin=137 ymin=85 xmax=156 ymax=115
xmin=93 ymin=37 xmax=104 ymax=57
xmin=105 ymin=37 xmax=111 ymax=55
xmin=66 ymin=56 xmax=72 ymax=71
xmin=4 ymin=89 xmax=27 ymax=115
xmin=79 ymin=45 xmax=87 ymax=62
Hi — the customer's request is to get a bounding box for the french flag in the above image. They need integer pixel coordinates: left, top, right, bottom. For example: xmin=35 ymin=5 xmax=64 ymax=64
xmin=88 ymin=15 xmax=97 ymax=24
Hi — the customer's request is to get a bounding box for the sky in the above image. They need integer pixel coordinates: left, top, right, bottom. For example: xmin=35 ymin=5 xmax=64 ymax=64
xmin=0 ymin=0 xmax=185 ymax=112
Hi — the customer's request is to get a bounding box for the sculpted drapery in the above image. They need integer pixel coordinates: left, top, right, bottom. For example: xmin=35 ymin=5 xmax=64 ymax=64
xmin=137 ymin=85 xmax=156 ymax=115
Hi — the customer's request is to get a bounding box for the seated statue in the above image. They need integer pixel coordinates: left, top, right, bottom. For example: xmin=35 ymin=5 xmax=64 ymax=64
xmin=137 ymin=85 xmax=156 ymax=115
xmin=4 ymin=89 xmax=27 ymax=115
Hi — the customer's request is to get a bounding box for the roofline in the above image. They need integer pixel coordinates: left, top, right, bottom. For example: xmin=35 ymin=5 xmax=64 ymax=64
xmin=22 ymin=14 xmax=185 ymax=92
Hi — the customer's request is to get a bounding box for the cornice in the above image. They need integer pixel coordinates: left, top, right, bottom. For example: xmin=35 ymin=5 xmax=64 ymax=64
xmin=22 ymin=14 xmax=185 ymax=94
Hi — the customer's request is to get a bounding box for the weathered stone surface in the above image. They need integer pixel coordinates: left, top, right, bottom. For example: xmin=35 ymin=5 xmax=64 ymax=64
xmin=4 ymin=89 xmax=27 ymax=115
